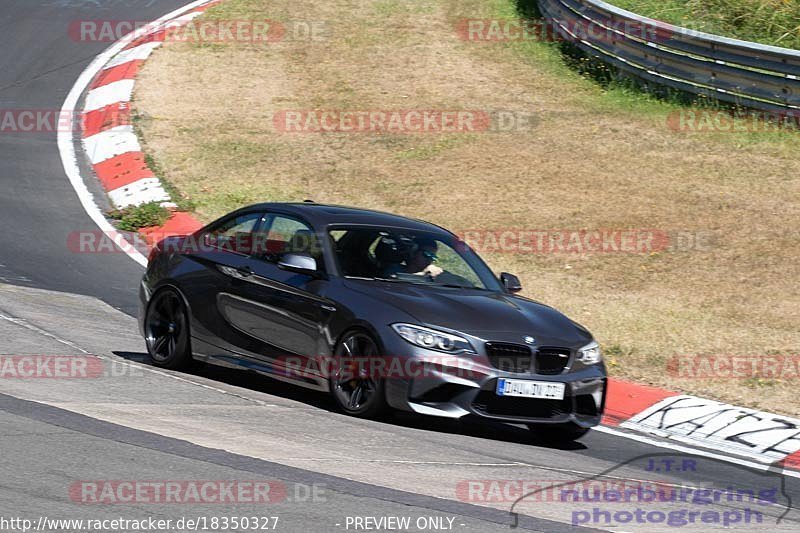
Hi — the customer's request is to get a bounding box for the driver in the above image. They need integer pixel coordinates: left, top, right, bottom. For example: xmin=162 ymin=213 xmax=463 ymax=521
xmin=407 ymin=237 xmax=443 ymax=278
xmin=383 ymin=236 xmax=443 ymax=279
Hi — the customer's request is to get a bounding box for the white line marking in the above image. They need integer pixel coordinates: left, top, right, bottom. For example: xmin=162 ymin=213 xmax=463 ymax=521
xmin=57 ymin=0 xmax=215 ymax=268
xmin=0 ymin=312 xmax=91 ymax=354
xmin=0 ymin=311 xmax=277 ymax=407
xmin=165 ymin=11 xmax=206 ymax=26
xmin=84 ymin=79 xmax=135 ymax=112
xmin=108 ymin=177 xmax=170 ymax=207
xmin=82 ymin=125 xmax=140 ymax=165
xmin=104 ymin=42 xmax=162 ymax=70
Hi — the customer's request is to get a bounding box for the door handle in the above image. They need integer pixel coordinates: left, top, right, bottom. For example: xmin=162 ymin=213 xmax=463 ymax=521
xmin=236 ymin=265 xmax=254 ymax=277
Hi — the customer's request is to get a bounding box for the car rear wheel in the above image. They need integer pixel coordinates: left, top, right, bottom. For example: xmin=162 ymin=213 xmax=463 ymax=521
xmin=527 ymin=422 xmax=590 ymax=442
xmin=144 ymin=289 xmax=192 ymax=370
xmin=329 ymin=330 xmax=388 ymax=418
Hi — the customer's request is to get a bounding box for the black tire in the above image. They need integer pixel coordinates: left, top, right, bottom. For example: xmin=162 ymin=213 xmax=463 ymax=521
xmin=329 ymin=330 xmax=388 ymax=418
xmin=527 ymin=422 xmax=590 ymax=442
xmin=144 ymin=288 xmax=193 ymax=370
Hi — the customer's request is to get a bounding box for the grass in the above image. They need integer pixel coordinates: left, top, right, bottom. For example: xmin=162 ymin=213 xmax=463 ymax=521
xmin=611 ymin=0 xmax=800 ymax=49
xmin=395 ymin=135 xmax=476 ymax=160
xmin=134 ymin=0 xmax=800 ymax=416
xmin=502 ymin=0 xmax=800 ymax=154
xmin=131 ymin=113 xmax=196 ymax=212
xmin=107 ymin=202 xmax=170 ymax=231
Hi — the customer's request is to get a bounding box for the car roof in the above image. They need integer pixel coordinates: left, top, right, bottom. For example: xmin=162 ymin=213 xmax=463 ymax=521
xmin=240 ymin=202 xmax=452 ymax=235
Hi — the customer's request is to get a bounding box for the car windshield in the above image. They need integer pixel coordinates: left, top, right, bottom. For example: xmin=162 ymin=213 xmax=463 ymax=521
xmin=329 ymin=226 xmax=502 ymax=291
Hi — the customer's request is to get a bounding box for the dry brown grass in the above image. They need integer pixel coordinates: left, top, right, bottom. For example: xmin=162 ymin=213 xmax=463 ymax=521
xmin=134 ymin=0 xmax=800 ymax=415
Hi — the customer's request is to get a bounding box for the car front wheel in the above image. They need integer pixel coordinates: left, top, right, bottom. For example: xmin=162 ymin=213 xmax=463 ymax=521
xmin=329 ymin=330 xmax=388 ymax=418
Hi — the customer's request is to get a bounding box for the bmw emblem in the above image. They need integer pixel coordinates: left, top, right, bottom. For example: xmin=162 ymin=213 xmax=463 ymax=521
xmin=524 ymin=336 xmax=535 ymax=345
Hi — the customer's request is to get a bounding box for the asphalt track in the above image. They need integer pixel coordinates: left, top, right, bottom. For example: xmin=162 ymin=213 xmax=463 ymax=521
xmin=1 ymin=2 xmax=800 ymax=532
xmin=0 ymin=0 xmax=158 ymax=315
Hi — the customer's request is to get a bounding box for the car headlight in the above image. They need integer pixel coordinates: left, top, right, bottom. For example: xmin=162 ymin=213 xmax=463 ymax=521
xmin=392 ymin=323 xmax=475 ymax=354
xmin=577 ymin=341 xmax=602 ymax=365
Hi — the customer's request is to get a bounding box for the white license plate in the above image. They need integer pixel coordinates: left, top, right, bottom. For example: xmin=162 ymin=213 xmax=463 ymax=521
xmin=496 ymin=379 xmax=565 ymax=400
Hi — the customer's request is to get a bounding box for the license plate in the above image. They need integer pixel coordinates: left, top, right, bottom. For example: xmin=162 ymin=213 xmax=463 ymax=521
xmin=496 ymin=379 xmax=565 ymax=400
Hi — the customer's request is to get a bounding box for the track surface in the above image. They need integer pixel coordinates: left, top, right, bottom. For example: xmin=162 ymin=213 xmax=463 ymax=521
xmin=0 ymin=0 xmax=160 ymax=315
xmin=1 ymin=2 xmax=799 ymax=532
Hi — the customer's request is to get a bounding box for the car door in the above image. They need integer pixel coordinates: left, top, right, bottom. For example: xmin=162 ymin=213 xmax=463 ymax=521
xmin=218 ymin=213 xmax=337 ymax=387
xmin=180 ymin=209 xmax=267 ymax=356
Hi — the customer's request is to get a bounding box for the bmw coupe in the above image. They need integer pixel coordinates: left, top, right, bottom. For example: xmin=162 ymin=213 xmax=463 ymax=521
xmin=140 ymin=203 xmax=606 ymax=441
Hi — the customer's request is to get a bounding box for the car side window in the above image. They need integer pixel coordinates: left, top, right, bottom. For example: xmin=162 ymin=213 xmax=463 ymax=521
xmin=257 ymin=215 xmax=325 ymax=272
xmin=203 ymin=212 xmax=263 ymax=254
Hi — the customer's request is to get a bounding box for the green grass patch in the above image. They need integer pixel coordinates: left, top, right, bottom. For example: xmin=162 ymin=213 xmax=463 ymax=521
xmin=612 ymin=0 xmax=800 ymax=49
xmin=478 ymin=0 xmax=800 ymax=155
xmin=107 ymin=202 xmax=171 ymax=231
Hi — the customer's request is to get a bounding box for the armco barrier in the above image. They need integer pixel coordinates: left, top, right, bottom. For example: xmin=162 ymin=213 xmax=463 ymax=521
xmin=538 ymin=0 xmax=800 ymax=113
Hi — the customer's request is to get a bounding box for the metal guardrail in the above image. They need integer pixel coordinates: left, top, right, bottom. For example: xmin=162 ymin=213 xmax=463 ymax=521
xmin=537 ymin=0 xmax=800 ymax=113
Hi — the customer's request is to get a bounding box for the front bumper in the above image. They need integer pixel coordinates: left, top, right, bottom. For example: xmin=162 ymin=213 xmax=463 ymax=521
xmin=381 ymin=334 xmax=606 ymax=428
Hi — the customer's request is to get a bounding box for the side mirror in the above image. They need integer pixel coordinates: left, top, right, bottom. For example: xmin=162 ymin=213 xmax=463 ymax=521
xmin=500 ymin=272 xmax=522 ymax=293
xmin=278 ymin=253 xmax=318 ymax=275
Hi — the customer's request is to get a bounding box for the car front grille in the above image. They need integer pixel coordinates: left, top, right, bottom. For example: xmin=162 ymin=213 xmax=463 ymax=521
xmin=485 ymin=342 xmax=532 ymax=373
xmin=485 ymin=343 xmax=571 ymax=375
xmin=536 ymin=347 xmax=571 ymax=375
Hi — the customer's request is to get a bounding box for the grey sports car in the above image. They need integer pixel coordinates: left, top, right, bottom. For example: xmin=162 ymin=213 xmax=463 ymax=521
xmin=139 ymin=202 xmax=606 ymax=441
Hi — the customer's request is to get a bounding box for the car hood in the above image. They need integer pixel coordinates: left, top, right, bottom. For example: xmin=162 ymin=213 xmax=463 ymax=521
xmin=343 ymin=280 xmax=592 ymax=347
